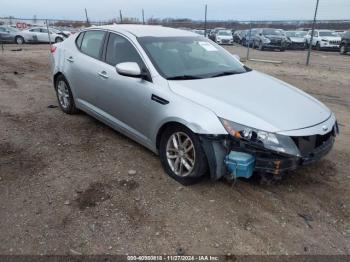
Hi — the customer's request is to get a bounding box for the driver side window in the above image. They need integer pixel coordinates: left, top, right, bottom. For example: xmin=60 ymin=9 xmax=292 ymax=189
xmin=105 ymin=33 xmax=144 ymax=68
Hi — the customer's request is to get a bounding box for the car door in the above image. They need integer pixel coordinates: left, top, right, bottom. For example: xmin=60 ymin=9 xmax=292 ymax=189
xmin=0 ymin=27 xmax=11 ymax=42
xmin=93 ymin=32 xmax=155 ymax=145
xmin=64 ymin=30 xmax=107 ymax=110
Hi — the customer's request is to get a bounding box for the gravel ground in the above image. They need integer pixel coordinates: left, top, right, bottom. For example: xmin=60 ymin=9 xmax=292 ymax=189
xmin=0 ymin=44 xmax=349 ymax=255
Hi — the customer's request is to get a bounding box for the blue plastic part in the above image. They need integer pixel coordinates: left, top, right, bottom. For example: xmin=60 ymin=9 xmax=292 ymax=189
xmin=224 ymin=151 xmax=256 ymax=179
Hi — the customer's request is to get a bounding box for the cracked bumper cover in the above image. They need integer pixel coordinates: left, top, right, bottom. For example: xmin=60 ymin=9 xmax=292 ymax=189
xmin=200 ymin=134 xmax=335 ymax=180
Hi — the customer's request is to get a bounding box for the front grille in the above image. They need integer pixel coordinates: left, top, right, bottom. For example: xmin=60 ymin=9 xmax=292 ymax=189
xmin=270 ymin=39 xmax=282 ymax=45
xmin=292 ymin=129 xmax=335 ymax=156
xmin=329 ymin=40 xmax=340 ymax=45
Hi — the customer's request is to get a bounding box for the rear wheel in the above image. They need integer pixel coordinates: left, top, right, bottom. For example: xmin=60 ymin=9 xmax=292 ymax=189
xmin=15 ymin=36 xmax=24 ymax=45
xmin=159 ymin=125 xmax=208 ymax=186
xmin=55 ymin=75 xmax=78 ymax=114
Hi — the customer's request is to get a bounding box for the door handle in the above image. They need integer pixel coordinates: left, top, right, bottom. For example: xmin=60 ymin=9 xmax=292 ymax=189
xmin=98 ymin=71 xmax=109 ymax=79
xmin=66 ymin=56 xmax=74 ymax=63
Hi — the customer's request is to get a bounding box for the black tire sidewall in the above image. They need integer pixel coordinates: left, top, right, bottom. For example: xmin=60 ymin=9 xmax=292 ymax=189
xmin=159 ymin=125 xmax=208 ymax=185
xmin=16 ymin=36 xmax=24 ymax=45
xmin=55 ymin=75 xmax=77 ymax=114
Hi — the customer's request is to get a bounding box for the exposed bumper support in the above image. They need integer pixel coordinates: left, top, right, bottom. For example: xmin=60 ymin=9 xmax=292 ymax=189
xmin=200 ymin=134 xmax=335 ymax=180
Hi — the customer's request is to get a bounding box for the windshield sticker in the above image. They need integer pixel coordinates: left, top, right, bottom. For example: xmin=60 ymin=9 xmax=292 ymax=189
xmin=198 ymin=41 xmax=218 ymax=51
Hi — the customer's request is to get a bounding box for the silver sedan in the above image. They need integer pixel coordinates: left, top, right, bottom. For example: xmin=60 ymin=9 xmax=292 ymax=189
xmin=50 ymin=25 xmax=338 ymax=185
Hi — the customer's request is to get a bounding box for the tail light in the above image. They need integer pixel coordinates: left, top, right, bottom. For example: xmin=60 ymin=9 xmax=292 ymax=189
xmin=50 ymin=45 xmax=57 ymax=53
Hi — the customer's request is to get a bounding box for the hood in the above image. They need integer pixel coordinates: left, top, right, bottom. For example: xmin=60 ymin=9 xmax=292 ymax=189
xmin=168 ymin=71 xmax=331 ymax=133
xmin=320 ymin=36 xmax=341 ymax=41
xmin=289 ymin=37 xmax=306 ymax=43
xmin=217 ymin=35 xmax=233 ymax=39
xmin=264 ymin=35 xmax=284 ymax=39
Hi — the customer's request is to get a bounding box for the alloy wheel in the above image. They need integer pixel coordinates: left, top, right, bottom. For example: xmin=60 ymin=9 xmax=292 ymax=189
xmin=57 ymin=80 xmax=70 ymax=109
xmin=166 ymin=132 xmax=196 ymax=177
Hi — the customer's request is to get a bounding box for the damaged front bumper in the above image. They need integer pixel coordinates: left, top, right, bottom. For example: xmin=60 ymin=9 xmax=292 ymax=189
xmin=200 ymin=130 xmax=336 ymax=180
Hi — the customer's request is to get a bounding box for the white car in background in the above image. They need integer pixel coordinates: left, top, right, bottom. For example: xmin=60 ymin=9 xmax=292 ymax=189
xmin=305 ymin=30 xmax=341 ymax=50
xmin=14 ymin=27 xmax=65 ymax=44
xmin=216 ymin=30 xmax=234 ymax=45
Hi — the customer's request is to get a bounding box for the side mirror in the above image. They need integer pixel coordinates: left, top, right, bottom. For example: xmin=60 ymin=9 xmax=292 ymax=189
xmin=116 ymin=62 xmax=142 ymax=77
xmin=259 ymin=33 xmax=262 ymax=36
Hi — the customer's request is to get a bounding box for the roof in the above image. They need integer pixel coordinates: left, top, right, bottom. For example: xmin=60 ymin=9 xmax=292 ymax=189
xmin=92 ymin=24 xmax=198 ymax=37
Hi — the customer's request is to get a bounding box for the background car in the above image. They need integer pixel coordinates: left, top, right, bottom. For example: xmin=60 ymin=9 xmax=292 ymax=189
xmin=14 ymin=27 xmax=65 ymax=44
xmin=215 ymin=29 xmax=234 ymax=45
xmin=285 ymin=31 xmax=307 ymax=50
xmin=233 ymin=30 xmax=244 ymax=44
xmin=305 ymin=30 xmax=341 ymax=50
xmin=0 ymin=25 xmax=21 ymax=43
xmin=340 ymin=30 xmax=350 ymax=55
xmin=253 ymin=28 xmax=287 ymax=51
xmin=241 ymin=29 xmax=258 ymax=47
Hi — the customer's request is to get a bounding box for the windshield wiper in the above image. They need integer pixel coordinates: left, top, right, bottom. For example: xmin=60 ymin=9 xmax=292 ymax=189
xmin=210 ymin=71 xmax=242 ymax=78
xmin=167 ymin=75 xmax=202 ymax=80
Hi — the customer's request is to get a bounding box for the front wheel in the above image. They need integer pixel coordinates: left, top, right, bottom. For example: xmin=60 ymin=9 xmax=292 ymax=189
xmin=159 ymin=125 xmax=208 ymax=185
xmin=259 ymin=42 xmax=264 ymax=51
xmin=316 ymin=42 xmax=321 ymax=51
xmin=340 ymin=45 xmax=347 ymax=55
xmin=55 ymin=37 xmax=63 ymax=43
xmin=15 ymin=36 xmax=24 ymax=45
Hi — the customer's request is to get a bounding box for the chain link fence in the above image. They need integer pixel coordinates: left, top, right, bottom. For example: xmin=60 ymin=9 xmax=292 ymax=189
xmin=1 ymin=16 xmax=349 ymax=68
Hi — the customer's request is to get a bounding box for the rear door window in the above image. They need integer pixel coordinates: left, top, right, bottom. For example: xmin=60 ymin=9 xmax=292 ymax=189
xmin=80 ymin=30 xmax=106 ymax=60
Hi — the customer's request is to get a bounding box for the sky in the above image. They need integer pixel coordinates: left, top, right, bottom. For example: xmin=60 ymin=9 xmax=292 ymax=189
xmin=1 ymin=0 xmax=349 ymax=21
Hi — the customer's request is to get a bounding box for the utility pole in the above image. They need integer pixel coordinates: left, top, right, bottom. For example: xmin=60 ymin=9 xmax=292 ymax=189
xmin=246 ymin=22 xmax=252 ymax=60
xmin=204 ymin=4 xmax=208 ymax=37
xmin=119 ymin=10 xmax=123 ymax=23
xmin=84 ymin=8 xmax=90 ymax=26
xmin=45 ymin=19 xmax=52 ymax=46
xmin=142 ymin=9 xmax=145 ymax=25
xmin=306 ymin=0 xmax=320 ymax=66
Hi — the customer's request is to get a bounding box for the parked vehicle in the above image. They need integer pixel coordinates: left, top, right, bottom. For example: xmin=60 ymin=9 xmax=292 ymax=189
xmin=340 ymin=30 xmax=350 ymax=55
xmin=14 ymin=27 xmax=65 ymax=44
xmin=242 ymin=29 xmax=258 ymax=47
xmin=0 ymin=25 xmax=20 ymax=43
xmin=50 ymin=25 xmax=338 ymax=185
xmin=215 ymin=30 xmax=234 ymax=45
xmin=285 ymin=31 xmax=307 ymax=50
xmin=305 ymin=30 xmax=341 ymax=51
xmin=253 ymin=28 xmax=287 ymax=51
xmin=233 ymin=30 xmax=244 ymax=44
xmin=208 ymin=27 xmax=227 ymax=42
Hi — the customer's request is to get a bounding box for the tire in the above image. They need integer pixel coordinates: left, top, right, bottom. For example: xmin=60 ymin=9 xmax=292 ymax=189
xmin=159 ymin=125 xmax=208 ymax=186
xmin=54 ymin=75 xmax=78 ymax=114
xmin=279 ymin=48 xmax=285 ymax=52
xmin=316 ymin=42 xmax=321 ymax=51
xmin=340 ymin=45 xmax=347 ymax=55
xmin=259 ymin=42 xmax=264 ymax=51
xmin=15 ymin=36 xmax=24 ymax=45
xmin=55 ymin=37 xmax=63 ymax=43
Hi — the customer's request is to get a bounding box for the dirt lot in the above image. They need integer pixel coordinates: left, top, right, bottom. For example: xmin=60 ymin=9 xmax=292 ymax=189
xmin=0 ymin=44 xmax=349 ymax=255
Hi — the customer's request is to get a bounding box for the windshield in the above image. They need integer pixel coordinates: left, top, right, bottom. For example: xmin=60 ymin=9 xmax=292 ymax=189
xmin=218 ymin=30 xmax=231 ymax=36
xmin=262 ymin=29 xmax=283 ymax=36
xmin=5 ymin=27 xmax=20 ymax=32
xmin=138 ymin=36 xmax=248 ymax=80
xmin=319 ymin=31 xmax=338 ymax=37
xmin=286 ymin=31 xmax=307 ymax=37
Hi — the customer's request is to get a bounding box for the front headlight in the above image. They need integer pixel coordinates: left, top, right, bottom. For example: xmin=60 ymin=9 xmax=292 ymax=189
xmin=262 ymin=38 xmax=271 ymax=44
xmin=321 ymin=39 xmax=329 ymax=42
xmin=219 ymin=118 xmax=301 ymax=156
